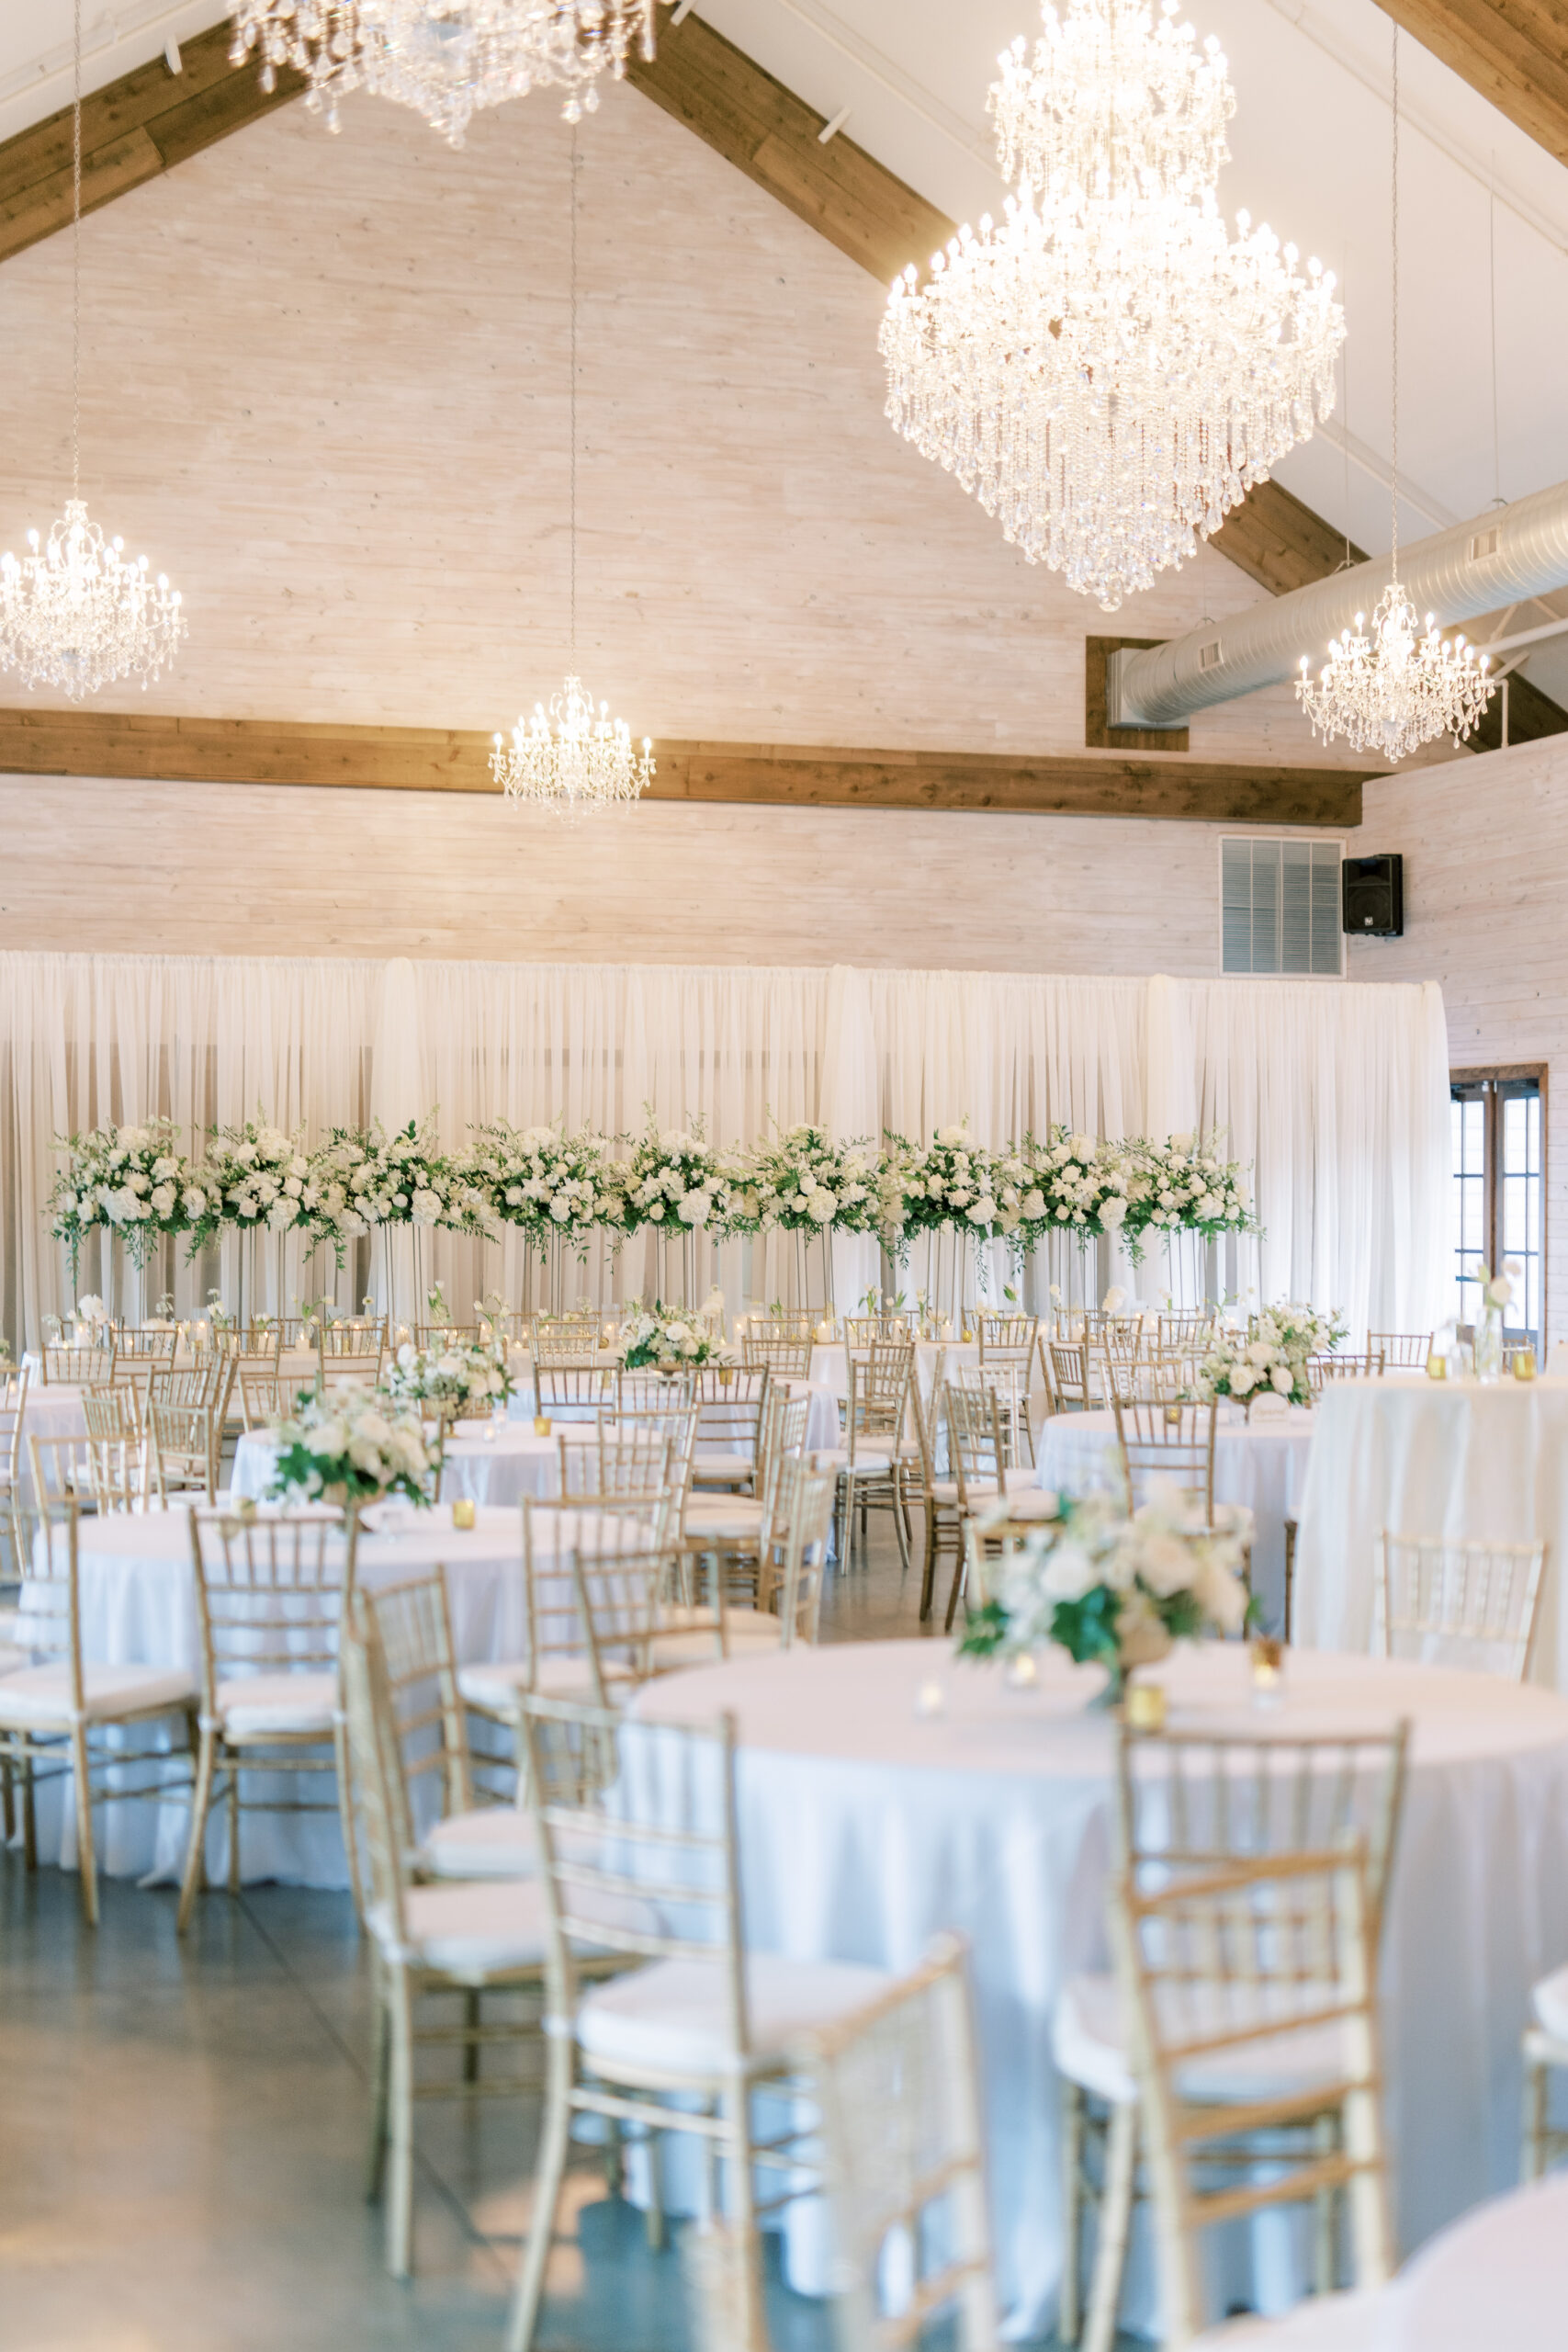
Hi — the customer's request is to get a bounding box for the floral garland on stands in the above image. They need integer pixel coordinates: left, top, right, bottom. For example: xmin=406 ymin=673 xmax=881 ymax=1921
xmin=748 ymin=1125 xmax=880 ymax=1235
xmin=478 ymin=1123 xmax=620 ymax=1257
xmin=338 ymin=1119 xmax=457 ymax=1233
xmin=1022 ymin=1126 xmax=1137 ymax=1249
xmin=268 ymin=1386 xmax=437 ymax=1509
xmin=47 ymin=1117 xmax=193 ymax=1278
xmin=186 ymin=1120 xmax=320 ymax=1256
xmin=619 ymin=1123 xmax=728 ymax=1238
xmin=884 ymin=1124 xmax=1008 ymax=1248
xmin=1140 ymin=1133 xmax=1255 ymax=1239
xmin=1195 ymin=1302 xmax=1347 ymax=1409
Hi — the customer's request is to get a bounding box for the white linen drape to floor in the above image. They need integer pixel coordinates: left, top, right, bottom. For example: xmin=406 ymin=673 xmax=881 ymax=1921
xmin=0 ymin=952 xmax=1448 ymax=1349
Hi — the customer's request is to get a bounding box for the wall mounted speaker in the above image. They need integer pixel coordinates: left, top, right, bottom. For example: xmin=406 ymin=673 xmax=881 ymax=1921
xmin=1341 ymin=853 xmax=1404 ymax=938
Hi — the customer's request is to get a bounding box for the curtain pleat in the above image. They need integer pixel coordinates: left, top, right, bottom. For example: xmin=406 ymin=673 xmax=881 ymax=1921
xmin=0 ymin=952 xmax=1448 ymax=1350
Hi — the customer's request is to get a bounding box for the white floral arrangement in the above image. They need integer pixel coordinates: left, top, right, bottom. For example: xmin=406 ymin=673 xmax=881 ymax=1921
xmin=619 ymin=1122 xmax=728 ymax=1238
xmin=615 ymin=1302 xmax=735 ymax=1371
xmin=958 ymin=1483 xmax=1253 ymax=1685
xmin=335 ymin=1118 xmax=457 ymax=1234
xmin=268 ymin=1385 xmax=436 ymax=1509
xmin=749 ymin=1125 xmax=880 ymax=1235
xmin=1195 ymin=1301 xmax=1348 ymax=1410
xmin=1137 ymin=1132 xmax=1255 ymax=1239
xmin=186 ymin=1119 xmax=318 ymax=1254
xmin=479 ymin=1122 xmax=619 ymax=1255
xmin=1020 ymin=1125 xmax=1137 ymax=1250
xmin=384 ymin=1335 xmax=515 ymax=1419
xmin=47 ymin=1118 xmax=193 ymax=1275
xmin=884 ymin=1123 xmax=1008 ymax=1247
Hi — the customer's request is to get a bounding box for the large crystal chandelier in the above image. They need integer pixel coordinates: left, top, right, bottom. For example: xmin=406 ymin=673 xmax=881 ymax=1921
xmin=231 ymin=0 xmax=656 ymax=142
xmin=0 ymin=0 xmax=184 ymax=699
xmin=1297 ymin=28 xmax=1494 ymax=762
xmin=879 ymin=0 xmax=1346 ymax=613
xmin=491 ymin=130 xmax=653 ymax=819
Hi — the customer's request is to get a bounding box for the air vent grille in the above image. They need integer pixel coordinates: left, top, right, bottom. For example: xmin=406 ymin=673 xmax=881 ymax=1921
xmin=1469 ymin=525 xmax=1501 ymax=561
xmin=1222 ymin=838 xmax=1342 ymax=976
xmin=1198 ymin=638 xmax=1223 ymax=671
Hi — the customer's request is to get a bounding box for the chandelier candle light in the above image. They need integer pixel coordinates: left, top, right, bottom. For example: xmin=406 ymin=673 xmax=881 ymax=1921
xmin=491 ymin=127 xmax=654 ymax=818
xmin=231 ymin=0 xmax=657 ymax=142
xmin=880 ymin=0 xmax=1345 ymax=613
xmin=1296 ymin=27 xmax=1495 ymax=762
xmin=0 ymin=0 xmax=185 ymax=699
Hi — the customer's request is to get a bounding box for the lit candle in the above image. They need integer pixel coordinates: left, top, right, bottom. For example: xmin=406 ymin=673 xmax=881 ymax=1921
xmin=915 ymin=1674 xmax=946 ymax=1719
xmin=1005 ymin=1651 xmax=1037 ymax=1688
xmin=534 ymin=1414 xmax=552 ymax=1438
xmin=1250 ymin=1635 xmax=1285 ymax=1703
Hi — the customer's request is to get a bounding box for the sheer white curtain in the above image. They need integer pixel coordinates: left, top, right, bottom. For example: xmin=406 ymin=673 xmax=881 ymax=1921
xmin=0 ymin=951 xmax=1448 ymax=1348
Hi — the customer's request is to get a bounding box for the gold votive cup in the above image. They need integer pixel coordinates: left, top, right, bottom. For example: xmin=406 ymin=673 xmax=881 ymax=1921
xmin=534 ymin=1415 xmax=552 ymax=1438
xmin=1125 ymin=1680 xmax=1167 ymax=1732
xmin=1426 ymin=1352 xmax=1448 ymax=1380
xmin=718 ymin=1364 xmax=734 ymax=1386
xmin=1514 ymin=1348 xmax=1539 ymax=1382
xmin=450 ymin=1498 xmax=476 ymax=1531
xmin=1251 ymin=1634 xmax=1285 ymax=1693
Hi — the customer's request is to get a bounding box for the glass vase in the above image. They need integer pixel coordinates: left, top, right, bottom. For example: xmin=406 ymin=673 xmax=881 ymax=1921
xmin=1474 ymin=1303 xmax=1504 ymax=1383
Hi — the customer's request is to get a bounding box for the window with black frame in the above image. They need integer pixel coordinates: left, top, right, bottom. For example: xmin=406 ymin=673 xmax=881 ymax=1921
xmin=1450 ymin=1069 xmax=1545 ymax=1350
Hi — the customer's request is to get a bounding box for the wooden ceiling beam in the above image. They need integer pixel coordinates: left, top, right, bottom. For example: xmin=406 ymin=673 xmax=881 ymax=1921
xmin=1372 ymin=0 xmax=1568 ymax=171
xmin=0 ymin=707 xmax=1365 ymax=826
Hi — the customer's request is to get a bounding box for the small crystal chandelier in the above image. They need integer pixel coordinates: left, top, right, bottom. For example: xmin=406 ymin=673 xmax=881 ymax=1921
xmin=879 ymin=0 xmax=1345 ymax=614
xmin=491 ymin=130 xmax=653 ymax=820
xmin=0 ymin=0 xmax=184 ymax=699
xmin=1296 ymin=27 xmax=1494 ymax=762
xmin=231 ymin=0 xmax=657 ymax=143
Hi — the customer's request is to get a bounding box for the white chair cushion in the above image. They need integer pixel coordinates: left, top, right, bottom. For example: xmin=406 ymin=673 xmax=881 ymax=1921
xmin=0 ymin=1661 xmax=197 ymax=1726
xmin=577 ymin=1951 xmax=896 ymax=2078
xmin=1531 ymin=1962 xmax=1568 ymax=2043
xmin=216 ymin=1671 xmax=338 ymax=1737
xmin=813 ymin=1446 xmax=894 ymax=1475
xmin=457 ymin=1656 xmax=631 ymax=1712
xmin=683 ymin=1496 xmax=763 ymax=1539
xmin=721 ymin=1609 xmax=784 ymax=1646
xmin=1054 ymin=1972 xmax=1357 ymax=2107
xmin=367 ymin=1877 xmax=549 ymax=1982
xmin=422 ymin=1805 xmax=537 ymax=1881
xmin=691 ymin=1453 xmax=755 ymax=1487
xmin=1192 ymin=2290 xmax=1393 ymax=2348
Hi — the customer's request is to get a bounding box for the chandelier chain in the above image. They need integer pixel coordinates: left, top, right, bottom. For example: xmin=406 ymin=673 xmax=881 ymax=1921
xmin=1390 ymin=18 xmax=1399 ymax=578
xmin=72 ymin=0 xmax=81 ymax=503
xmin=570 ymin=124 xmax=578 ymax=664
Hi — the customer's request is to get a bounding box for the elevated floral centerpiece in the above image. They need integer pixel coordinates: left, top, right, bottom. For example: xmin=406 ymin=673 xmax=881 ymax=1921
xmin=268 ymin=1386 xmax=437 ymax=1511
xmin=958 ymin=1486 xmax=1254 ymax=1704
xmin=615 ymin=1303 xmax=735 ymax=1373
xmin=1194 ymin=1301 xmax=1348 ymax=1412
xmin=383 ymin=1335 xmax=514 ymax=1427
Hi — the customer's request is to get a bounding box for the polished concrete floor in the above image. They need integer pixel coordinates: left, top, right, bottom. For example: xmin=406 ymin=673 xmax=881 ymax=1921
xmin=0 ymin=1523 xmax=1077 ymax=2352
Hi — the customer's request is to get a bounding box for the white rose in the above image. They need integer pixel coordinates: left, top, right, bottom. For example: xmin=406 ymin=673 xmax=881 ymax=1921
xmin=549 ymin=1196 xmax=572 ymax=1223
xmin=1193 ymin=1555 xmax=1248 ymax=1634
xmin=1041 ymin=1538 xmax=1101 ymax=1602
xmin=808 ymin=1193 xmax=836 ymax=1223
xmin=1100 ymin=1196 xmax=1128 ymax=1230
xmin=1134 ymin=1531 xmax=1197 ymax=1599
xmin=678 ymin=1191 xmax=710 ymax=1227
xmin=1229 ymin=1363 xmax=1257 ymax=1396
xmin=966 ymin=1197 xmax=997 ymax=1226
xmin=1270 ymin=1365 xmax=1292 ymax=1394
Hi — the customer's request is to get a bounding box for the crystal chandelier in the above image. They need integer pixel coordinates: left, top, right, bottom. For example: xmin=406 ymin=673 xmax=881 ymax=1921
xmin=1296 ymin=28 xmax=1494 ymax=762
xmin=231 ymin=0 xmax=657 ymax=142
xmin=878 ymin=0 xmax=1345 ymax=614
xmin=0 ymin=0 xmax=184 ymax=699
xmin=491 ymin=130 xmax=653 ymax=820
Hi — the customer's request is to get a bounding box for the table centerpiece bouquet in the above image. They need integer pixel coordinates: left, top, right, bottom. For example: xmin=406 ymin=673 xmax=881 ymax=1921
xmin=1193 ymin=1301 xmax=1348 ymax=1412
xmin=957 ymin=1484 xmax=1254 ymax=1704
xmin=615 ymin=1302 xmax=736 ymax=1373
xmin=268 ymin=1385 xmax=437 ymax=1510
xmin=383 ymin=1334 xmax=515 ymax=1426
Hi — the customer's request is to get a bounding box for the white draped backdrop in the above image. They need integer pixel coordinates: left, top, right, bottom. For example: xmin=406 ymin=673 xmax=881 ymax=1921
xmin=0 ymin=951 xmax=1450 ymax=1351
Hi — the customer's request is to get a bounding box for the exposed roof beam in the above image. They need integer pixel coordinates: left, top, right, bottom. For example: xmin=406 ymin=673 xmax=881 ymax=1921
xmin=0 ymin=707 xmax=1366 ymax=826
xmin=1372 ymin=0 xmax=1568 ymax=174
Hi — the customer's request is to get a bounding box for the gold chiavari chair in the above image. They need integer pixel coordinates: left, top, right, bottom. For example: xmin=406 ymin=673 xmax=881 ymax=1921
xmin=976 ymin=1313 xmax=1040 ymax=1464
xmin=1307 ymin=1350 xmax=1386 ymax=1396
xmin=31 ymin=1423 xmax=146 ymax=1518
xmin=748 ymin=1311 xmax=819 ymax=1341
xmin=320 ymin=1317 xmax=387 ymax=1358
xmin=1110 ymin=1848 xmax=1392 ymax=2348
xmin=0 ymin=1495 xmax=197 ymax=1923
xmin=1057 ymin=1718 xmax=1408 ymax=2352
xmin=148 ymin=1399 xmax=224 ymax=1507
xmin=910 ymin=1377 xmax=966 ymax=1623
xmin=530 ymin=1316 xmax=603 ymax=1369
xmin=111 ymin=1325 xmax=179 ymax=1367
xmin=615 ymin=1368 xmax=696 ymax=1418
xmin=840 ymin=1314 xmax=907 ymax=1348
xmin=338 ymin=1601 xmax=555 ymax=2280
xmin=741 ymin=1334 xmax=815 ymax=1381
xmin=1368 ymin=1331 xmax=1432 ymax=1370
xmin=237 ymin=1367 xmax=284 ymax=1432
xmin=556 ymin=1425 xmax=676 ymax=1504
xmin=536 ymin=1363 xmax=616 ymax=1416
xmin=821 ymin=1346 xmax=912 ymax=1574
xmin=317 ymin=1329 xmax=385 ymax=1391
xmin=937 ymin=1379 xmax=1058 ymax=1630
xmin=681 ymin=1387 xmax=809 ymax=1598
xmin=39 ymin=1340 xmax=116 ymax=1388
xmin=148 ymin=1355 xmax=233 ymax=1412
xmin=456 ymin=1498 xmax=675 ymax=1761
xmin=229 ymin=1326 xmax=284 ymax=1370
xmin=0 ymin=1365 xmax=28 ymax=1584
xmin=690 ymin=1366 xmax=770 ymax=1493
xmin=414 ymin=1321 xmax=484 ymax=1349
xmin=354 ymin=1571 xmax=536 ymax=1883
xmin=506 ymin=1696 xmax=893 ymax=2352
xmin=1376 ymin=1532 xmax=1547 ymax=1681
xmin=1047 ymin=1336 xmax=1107 ymax=1413
xmin=1156 ymin=1311 xmax=1213 ymax=1351
xmin=1109 ymin=1393 xmax=1219 ymax=1523
xmin=177 ymin=1505 xmax=362 ymax=1931
xmin=791 ymin=1934 xmax=998 ymax=2352
xmin=651 ymin=1451 xmax=838 ymax=1668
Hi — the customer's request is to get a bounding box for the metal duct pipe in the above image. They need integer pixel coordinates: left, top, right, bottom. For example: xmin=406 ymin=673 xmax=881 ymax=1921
xmin=1107 ymin=478 xmax=1568 ymax=729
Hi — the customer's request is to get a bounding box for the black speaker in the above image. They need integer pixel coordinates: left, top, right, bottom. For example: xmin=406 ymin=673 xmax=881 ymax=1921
xmin=1342 ymin=853 xmax=1404 ymax=938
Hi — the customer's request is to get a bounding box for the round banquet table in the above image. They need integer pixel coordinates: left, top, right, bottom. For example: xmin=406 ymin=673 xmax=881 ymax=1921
xmin=10 ymin=1385 xmax=88 ymax=1506
xmin=231 ymin=1420 xmax=563 ymax=1510
xmin=633 ymin=1639 xmax=1568 ymax=2340
xmin=1294 ymin=1378 xmax=1568 ymax=1690
xmin=1038 ymin=1405 xmax=1315 ymax=1634
xmin=1381 ymin=2170 xmax=1568 ymax=2352
xmin=15 ymin=1500 xmax=617 ymax=1889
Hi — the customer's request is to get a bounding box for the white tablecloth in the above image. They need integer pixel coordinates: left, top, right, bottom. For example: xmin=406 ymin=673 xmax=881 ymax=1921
xmin=1382 ymin=2172 xmax=1568 ymax=2352
xmin=809 ymin=1340 xmax=1047 ymax=1431
xmin=634 ymin=1639 xmax=1568 ymax=2339
xmin=1295 ymin=1378 xmax=1568 ymax=1689
xmin=231 ymin=1421 xmax=564 ymax=1510
xmin=10 ymin=1387 xmax=88 ymax=1506
xmin=1038 ymin=1406 xmax=1315 ymax=1634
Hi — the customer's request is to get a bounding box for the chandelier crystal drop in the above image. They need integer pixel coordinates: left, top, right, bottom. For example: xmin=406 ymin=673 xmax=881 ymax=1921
xmin=1295 ymin=25 xmax=1494 ymax=762
xmin=230 ymin=0 xmax=657 ymax=142
xmin=491 ymin=675 xmax=654 ymax=816
xmin=879 ymin=0 xmax=1345 ymax=614
xmin=0 ymin=0 xmax=185 ymax=700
